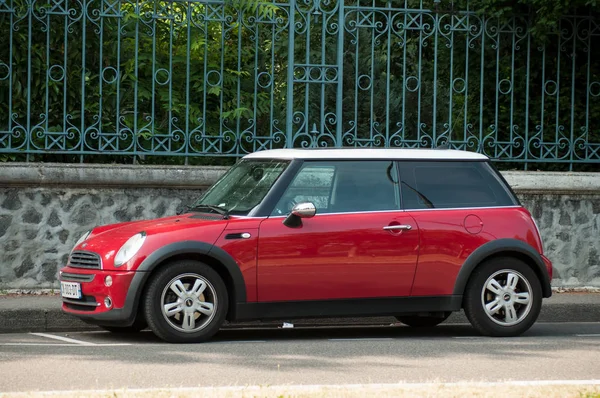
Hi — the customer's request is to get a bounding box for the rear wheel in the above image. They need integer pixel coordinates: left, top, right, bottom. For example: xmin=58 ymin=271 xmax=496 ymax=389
xmin=463 ymin=257 xmax=542 ymax=337
xmin=143 ymin=260 xmax=228 ymax=343
xmin=396 ymin=312 xmax=451 ymax=328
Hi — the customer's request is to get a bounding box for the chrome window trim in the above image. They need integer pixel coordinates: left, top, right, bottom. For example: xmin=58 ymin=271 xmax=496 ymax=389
xmin=268 ymin=209 xmax=405 ymax=219
xmin=404 ymin=205 xmax=522 ymax=212
xmin=266 ymin=205 xmax=522 ymax=219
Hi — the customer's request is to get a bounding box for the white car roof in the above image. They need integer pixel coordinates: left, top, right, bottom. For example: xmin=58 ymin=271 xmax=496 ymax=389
xmin=243 ymin=148 xmax=489 ymax=161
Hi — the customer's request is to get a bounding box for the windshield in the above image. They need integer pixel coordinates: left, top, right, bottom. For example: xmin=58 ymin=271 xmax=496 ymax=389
xmin=193 ymin=159 xmax=290 ymax=216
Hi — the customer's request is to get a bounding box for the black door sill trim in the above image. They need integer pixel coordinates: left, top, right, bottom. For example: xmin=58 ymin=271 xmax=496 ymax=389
xmin=234 ymin=295 xmax=462 ymax=321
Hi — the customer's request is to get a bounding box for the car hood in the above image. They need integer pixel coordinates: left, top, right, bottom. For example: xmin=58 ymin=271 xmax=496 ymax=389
xmin=72 ymin=213 xmax=230 ymax=269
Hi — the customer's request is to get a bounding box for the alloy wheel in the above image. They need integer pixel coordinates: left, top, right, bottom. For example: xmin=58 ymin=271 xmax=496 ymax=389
xmin=160 ymin=273 xmax=217 ymax=333
xmin=481 ymin=269 xmax=533 ymax=327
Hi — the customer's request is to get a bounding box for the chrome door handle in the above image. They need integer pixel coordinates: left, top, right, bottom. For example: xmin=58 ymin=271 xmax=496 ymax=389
xmin=383 ymin=225 xmax=412 ymax=231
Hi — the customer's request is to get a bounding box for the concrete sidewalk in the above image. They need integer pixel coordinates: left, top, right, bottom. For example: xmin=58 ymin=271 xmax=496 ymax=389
xmin=0 ymin=292 xmax=599 ymax=333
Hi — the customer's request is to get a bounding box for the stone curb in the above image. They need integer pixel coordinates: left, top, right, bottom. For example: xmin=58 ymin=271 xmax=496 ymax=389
xmin=0 ymin=293 xmax=599 ymax=334
xmin=0 ymin=163 xmax=229 ymax=189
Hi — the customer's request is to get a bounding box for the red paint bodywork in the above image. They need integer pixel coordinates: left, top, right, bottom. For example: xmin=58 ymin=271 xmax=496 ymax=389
xmin=61 ymin=215 xmax=229 ymax=315
xmin=408 ymin=207 xmax=544 ymax=296
xmin=61 ymin=204 xmax=551 ymax=317
xmin=256 ymin=212 xmax=419 ymax=301
xmin=216 ymin=218 xmax=262 ymax=302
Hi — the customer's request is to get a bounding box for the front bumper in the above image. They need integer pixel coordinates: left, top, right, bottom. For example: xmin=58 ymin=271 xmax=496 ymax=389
xmin=59 ymin=266 xmax=142 ymax=325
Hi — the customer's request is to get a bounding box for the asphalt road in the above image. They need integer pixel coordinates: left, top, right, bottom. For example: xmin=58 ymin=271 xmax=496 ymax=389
xmin=0 ymin=322 xmax=599 ymax=394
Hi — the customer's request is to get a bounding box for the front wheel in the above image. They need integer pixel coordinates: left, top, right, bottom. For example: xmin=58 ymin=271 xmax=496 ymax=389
xmin=143 ymin=260 xmax=228 ymax=343
xmin=463 ymin=257 xmax=542 ymax=337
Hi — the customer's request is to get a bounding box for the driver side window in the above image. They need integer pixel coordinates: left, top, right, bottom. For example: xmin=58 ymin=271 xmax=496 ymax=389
xmin=272 ymin=160 xmax=400 ymax=215
xmin=272 ymin=164 xmax=335 ymax=215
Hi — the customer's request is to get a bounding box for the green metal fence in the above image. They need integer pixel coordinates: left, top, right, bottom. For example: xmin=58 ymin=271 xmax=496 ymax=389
xmin=1 ymin=0 xmax=599 ymax=169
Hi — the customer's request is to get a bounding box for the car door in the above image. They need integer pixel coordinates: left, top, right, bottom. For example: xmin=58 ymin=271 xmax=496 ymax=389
xmin=398 ymin=160 xmax=518 ymax=296
xmin=256 ymin=160 xmax=420 ymax=302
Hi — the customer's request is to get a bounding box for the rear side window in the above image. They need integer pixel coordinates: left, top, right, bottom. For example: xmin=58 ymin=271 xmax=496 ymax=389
xmin=399 ymin=161 xmax=518 ymax=209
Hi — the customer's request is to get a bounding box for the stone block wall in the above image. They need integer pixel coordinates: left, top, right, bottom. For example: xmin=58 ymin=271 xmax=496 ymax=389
xmin=0 ymin=187 xmax=200 ymax=288
xmin=0 ymin=164 xmax=598 ymax=289
xmin=520 ymin=194 xmax=600 ymax=286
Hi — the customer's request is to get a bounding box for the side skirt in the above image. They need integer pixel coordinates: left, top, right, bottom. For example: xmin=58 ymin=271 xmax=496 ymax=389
xmin=234 ymin=295 xmax=463 ymax=321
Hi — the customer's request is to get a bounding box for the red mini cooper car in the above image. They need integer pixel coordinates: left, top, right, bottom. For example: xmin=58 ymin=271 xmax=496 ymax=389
xmin=60 ymin=148 xmax=553 ymax=343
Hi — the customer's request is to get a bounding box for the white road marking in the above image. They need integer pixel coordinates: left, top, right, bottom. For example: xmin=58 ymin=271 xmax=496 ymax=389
xmin=329 ymin=338 xmax=393 ymax=341
xmin=73 ymin=330 xmax=153 ymax=334
xmin=478 ymin=380 xmax=600 ymax=386
xmin=0 ymin=343 xmax=131 ymax=347
xmin=211 ymin=340 xmax=266 ymax=344
xmin=3 ymin=380 xmax=600 ymax=396
xmin=0 ymin=328 xmax=594 ymax=347
xmin=538 ymin=321 xmax=600 ymax=324
xmin=29 ymin=332 xmax=96 ymax=346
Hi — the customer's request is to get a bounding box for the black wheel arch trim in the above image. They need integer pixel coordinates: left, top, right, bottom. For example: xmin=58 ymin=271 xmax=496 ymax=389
xmin=135 ymin=240 xmax=247 ymax=303
xmin=453 ymin=239 xmax=552 ymax=298
xmin=72 ymin=241 xmax=247 ymax=326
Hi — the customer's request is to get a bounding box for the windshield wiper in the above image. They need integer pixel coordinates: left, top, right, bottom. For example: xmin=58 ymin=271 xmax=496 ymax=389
xmin=178 ymin=204 xmax=230 ymax=219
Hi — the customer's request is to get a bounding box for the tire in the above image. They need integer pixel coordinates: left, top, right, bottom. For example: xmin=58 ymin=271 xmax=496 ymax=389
xmin=463 ymin=256 xmax=542 ymax=337
xmin=143 ymin=260 xmax=228 ymax=343
xmin=99 ymin=316 xmax=147 ymax=333
xmin=396 ymin=312 xmax=451 ymax=328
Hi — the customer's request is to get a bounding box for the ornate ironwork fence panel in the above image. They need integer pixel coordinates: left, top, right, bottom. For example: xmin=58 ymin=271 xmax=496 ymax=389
xmin=1 ymin=0 xmax=599 ymax=168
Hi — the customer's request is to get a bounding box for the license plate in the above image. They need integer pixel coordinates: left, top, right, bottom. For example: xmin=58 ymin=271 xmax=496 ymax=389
xmin=61 ymin=281 xmax=82 ymax=299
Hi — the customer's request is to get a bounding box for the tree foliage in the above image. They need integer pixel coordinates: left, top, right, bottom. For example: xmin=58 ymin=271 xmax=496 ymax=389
xmin=475 ymin=0 xmax=598 ymax=39
xmin=0 ymin=0 xmax=598 ymax=170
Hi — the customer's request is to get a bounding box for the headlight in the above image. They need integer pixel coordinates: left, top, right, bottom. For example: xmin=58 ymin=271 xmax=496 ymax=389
xmin=74 ymin=230 xmax=91 ymax=248
xmin=114 ymin=232 xmax=146 ymax=267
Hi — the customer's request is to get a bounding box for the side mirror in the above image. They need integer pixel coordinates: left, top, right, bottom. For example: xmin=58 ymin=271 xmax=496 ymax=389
xmin=283 ymin=202 xmax=316 ymax=228
xmin=291 ymin=202 xmax=316 ymax=218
